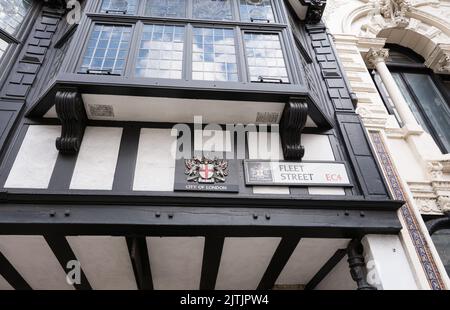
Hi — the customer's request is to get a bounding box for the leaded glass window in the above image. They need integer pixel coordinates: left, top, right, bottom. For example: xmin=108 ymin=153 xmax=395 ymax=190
xmin=243 ymin=33 xmax=289 ymax=83
xmin=192 ymin=27 xmax=238 ymax=81
xmin=100 ymin=0 xmax=138 ymax=15
xmin=193 ymin=0 xmax=233 ymax=21
xmin=0 ymin=0 xmax=32 ymax=34
xmin=135 ymin=24 xmax=185 ymax=79
xmin=144 ymin=0 xmax=186 ymax=18
xmin=239 ymin=0 xmax=275 ymax=23
xmin=80 ymin=25 xmax=131 ymax=75
xmin=0 ymin=38 xmax=8 ymax=60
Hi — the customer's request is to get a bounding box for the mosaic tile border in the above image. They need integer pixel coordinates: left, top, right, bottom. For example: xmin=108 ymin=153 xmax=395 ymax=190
xmin=369 ymin=130 xmax=445 ymax=290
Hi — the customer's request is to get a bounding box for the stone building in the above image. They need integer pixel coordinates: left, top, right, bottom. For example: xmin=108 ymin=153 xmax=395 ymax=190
xmin=324 ymin=0 xmax=450 ymax=289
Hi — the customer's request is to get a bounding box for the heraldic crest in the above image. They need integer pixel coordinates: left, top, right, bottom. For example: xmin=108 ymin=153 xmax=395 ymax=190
xmin=185 ymin=157 xmax=229 ymax=183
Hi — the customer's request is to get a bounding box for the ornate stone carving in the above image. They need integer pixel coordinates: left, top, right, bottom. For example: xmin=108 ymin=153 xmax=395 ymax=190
xmin=280 ymin=98 xmax=308 ymax=161
xmin=347 ymin=239 xmax=377 ymax=290
xmin=427 ymin=161 xmax=444 ymax=180
xmin=436 ymin=53 xmax=450 ymax=72
xmin=379 ymin=0 xmax=411 ymax=27
xmin=55 ymin=90 xmax=87 ymax=154
xmin=366 ymin=48 xmax=389 ymax=68
xmin=438 ymin=196 xmax=450 ymax=214
xmin=415 ymin=198 xmax=441 ymax=214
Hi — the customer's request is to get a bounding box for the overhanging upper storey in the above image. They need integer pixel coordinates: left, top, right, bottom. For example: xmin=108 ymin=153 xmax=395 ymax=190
xmin=26 ymin=0 xmax=333 ymax=131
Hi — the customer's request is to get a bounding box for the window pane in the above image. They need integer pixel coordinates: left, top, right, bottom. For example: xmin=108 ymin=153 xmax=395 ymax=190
xmin=431 ymin=229 xmax=450 ymax=278
xmin=0 ymin=38 xmax=9 ymax=60
xmin=0 ymin=0 xmax=32 ymax=35
xmin=80 ymin=25 xmax=131 ymax=75
xmin=243 ymin=32 xmax=289 ymax=83
xmin=386 ymin=50 xmax=421 ymax=64
xmin=392 ymin=73 xmax=430 ymax=130
xmin=404 ymin=73 xmax=450 ymax=152
xmin=374 ymin=72 xmax=402 ymax=126
xmin=145 ymin=0 xmax=186 ymax=18
xmin=443 ymin=80 xmax=450 ymax=98
xmin=135 ymin=24 xmax=185 ymax=79
xmin=193 ymin=0 xmax=233 ymax=21
xmin=100 ymin=0 xmax=138 ymax=15
xmin=239 ymin=0 xmax=275 ymax=23
xmin=192 ymin=27 xmax=238 ymax=82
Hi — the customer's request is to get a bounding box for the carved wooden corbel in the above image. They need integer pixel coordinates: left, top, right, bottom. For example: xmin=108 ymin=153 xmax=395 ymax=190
xmin=305 ymin=0 xmax=327 ymax=24
xmin=55 ymin=90 xmax=87 ymax=154
xmin=288 ymin=0 xmax=327 ymax=24
xmin=347 ymin=239 xmax=377 ymax=290
xmin=280 ymin=98 xmax=308 ymax=161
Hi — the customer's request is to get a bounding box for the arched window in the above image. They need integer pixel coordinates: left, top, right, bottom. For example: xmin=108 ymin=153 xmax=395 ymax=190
xmin=427 ymin=217 xmax=450 ymax=279
xmin=372 ymin=45 xmax=450 ymax=154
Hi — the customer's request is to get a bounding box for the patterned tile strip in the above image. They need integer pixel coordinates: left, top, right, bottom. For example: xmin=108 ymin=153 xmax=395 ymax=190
xmin=369 ymin=130 xmax=444 ymax=290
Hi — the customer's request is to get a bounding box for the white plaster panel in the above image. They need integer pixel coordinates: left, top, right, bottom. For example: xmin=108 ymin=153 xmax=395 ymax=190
xmin=194 ymin=129 xmax=232 ymax=152
xmin=302 ymin=134 xmax=335 ymax=161
xmin=0 ymin=236 xmax=74 ymax=290
xmin=303 ymin=134 xmax=346 ymax=195
xmin=215 ymin=237 xmax=281 ymax=290
xmin=4 ymin=125 xmax=60 ymax=189
xmin=70 ymin=127 xmax=122 ymax=190
xmin=147 ymin=237 xmax=204 ymax=290
xmin=362 ymin=235 xmax=418 ymax=290
xmin=308 ymin=187 xmax=346 ymax=195
xmin=247 ymin=131 xmax=289 ymax=194
xmin=133 ymin=128 xmax=177 ymax=191
xmin=43 ymin=106 xmax=57 ymax=118
xmin=276 ymin=238 xmax=350 ymax=285
xmin=66 ymin=236 xmax=137 ymax=290
xmin=315 ymin=255 xmax=357 ymax=290
xmin=0 ymin=275 xmax=13 ymax=290
xmin=82 ymin=94 xmax=293 ymax=125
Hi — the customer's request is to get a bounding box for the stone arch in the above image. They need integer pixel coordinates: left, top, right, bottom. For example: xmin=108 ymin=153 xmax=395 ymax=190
xmin=377 ymin=27 xmax=437 ymax=61
xmin=336 ymin=1 xmax=450 ymax=73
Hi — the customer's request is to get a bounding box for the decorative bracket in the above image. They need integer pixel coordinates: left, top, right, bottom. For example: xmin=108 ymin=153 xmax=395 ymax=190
xmin=55 ymin=90 xmax=87 ymax=154
xmin=347 ymin=239 xmax=377 ymax=290
xmin=280 ymin=98 xmax=308 ymax=161
xmin=288 ymin=0 xmax=327 ymax=24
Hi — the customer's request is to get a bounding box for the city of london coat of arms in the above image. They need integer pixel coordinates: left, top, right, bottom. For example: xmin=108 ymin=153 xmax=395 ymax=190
xmin=185 ymin=157 xmax=229 ymax=184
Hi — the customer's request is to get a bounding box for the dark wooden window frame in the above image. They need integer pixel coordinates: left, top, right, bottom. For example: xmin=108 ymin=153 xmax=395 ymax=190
xmin=70 ymin=0 xmax=306 ymax=86
xmin=374 ymin=44 xmax=450 ymax=154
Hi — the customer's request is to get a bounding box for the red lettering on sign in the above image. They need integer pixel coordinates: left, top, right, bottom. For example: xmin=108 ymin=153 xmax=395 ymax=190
xmin=326 ymin=174 xmax=343 ymax=182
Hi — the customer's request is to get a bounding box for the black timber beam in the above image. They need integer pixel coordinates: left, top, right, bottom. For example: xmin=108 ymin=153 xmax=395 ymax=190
xmin=0 ymin=204 xmax=401 ymax=237
xmin=200 ymin=236 xmax=224 ymax=290
xmin=0 ymin=251 xmax=32 ymax=290
xmin=44 ymin=235 xmax=92 ymax=290
xmin=304 ymin=248 xmax=346 ymax=290
xmin=257 ymin=236 xmax=302 ymax=290
xmin=126 ymin=237 xmax=153 ymax=290
xmin=113 ymin=127 xmax=141 ymax=191
xmin=0 ymin=189 xmax=404 ymax=212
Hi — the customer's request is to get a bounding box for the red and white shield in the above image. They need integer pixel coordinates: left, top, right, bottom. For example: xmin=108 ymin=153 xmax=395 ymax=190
xmin=199 ymin=164 xmax=214 ymax=180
